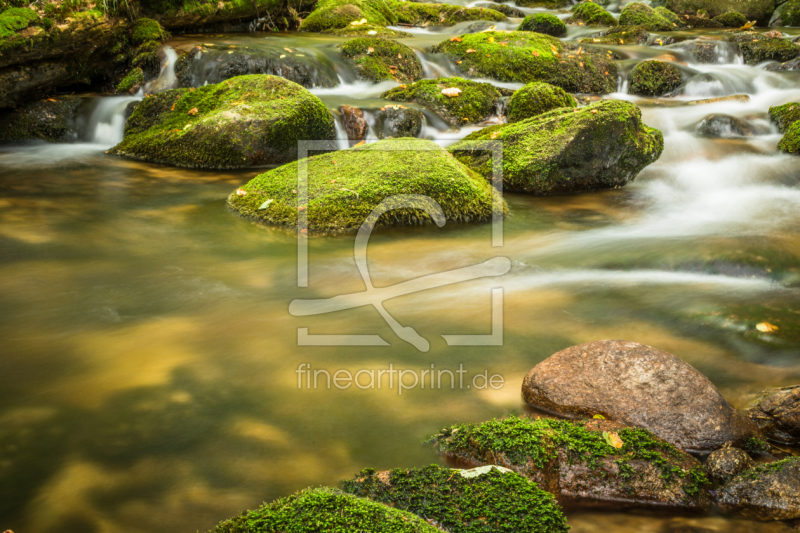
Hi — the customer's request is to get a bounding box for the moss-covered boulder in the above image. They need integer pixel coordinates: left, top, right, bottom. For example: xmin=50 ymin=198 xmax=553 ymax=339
xmin=580 ymin=25 xmax=650 ymax=45
xmin=381 ymin=77 xmax=501 ymax=126
xmin=340 ymin=38 xmax=422 ymax=83
xmin=142 ymin=0 xmax=312 ymax=30
xmin=653 ymin=0 xmax=774 ymax=25
xmin=227 ymin=138 xmax=504 ymax=231
xmin=109 ymin=75 xmax=335 ymax=169
xmin=779 ymin=121 xmax=800 ymax=155
xmin=0 ymin=6 xmax=38 ymax=41
xmin=619 ymin=2 xmax=681 ymax=30
xmin=321 ymin=23 xmax=412 ymax=37
xmin=516 ymin=0 xmax=571 ymax=7
xmin=0 ymin=95 xmax=81 ymax=144
xmin=718 ymin=457 xmax=800 ymax=520
xmin=714 ymin=10 xmax=748 ymax=25
xmin=506 ymin=82 xmax=576 ymax=123
xmin=484 ymin=3 xmax=526 ymax=18
xmin=343 ymin=464 xmax=569 ymax=533
xmin=430 ymin=31 xmax=618 ymax=94
xmin=429 ymin=416 xmax=711 ymax=510
xmin=568 ymin=2 xmax=618 ymax=26
xmin=628 ymin=60 xmax=683 ymax=96
xmin=212 ymin=487 xmax=441 ymax=533
xmin=373 ymin=105 xmax=424 ymax=139
xmin=739 ymin=38 xmax=800 ymax=65
xmin=131 ymin=17 xmax=167 ymax=44
xmin=518 ymin=13 xmax=567 ymax=36
xmin=395 ymin=2 xmax=507 ymax=26
xmin=770 ymin=0 xmax=800 ymax=26
xmin=299 ymin=0 xmax=396 ymax=32
xmin=450 ymin=100 xmax=663 ymax=194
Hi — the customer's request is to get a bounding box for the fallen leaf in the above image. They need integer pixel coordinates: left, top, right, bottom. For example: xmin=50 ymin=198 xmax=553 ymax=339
xmin=579 ymin=62 xmax=584 ymax=67
xmin=756 ymin=322 xmax=778 ymax=333
xmin=280 ymin=54 xmax=286 ymax=58
xmin=550 ymin=44 xmax=559 ymax=53
xmin=487 ymin=36 xmax=495 ymax=43
xmin=188 ymin=107 xmax=199 ymax=115
xmin=398 ymin=53 xmax=402 ymax=58
xmin=466 ymin=48 xmax=477 ymax=53
xmin=284 ymin=47 xmax=293 ymax=53
xmin=591 ymin=109 xmax=598 ymax=114
xmin=354 ymin=140 xmax=366 ymax=146
xmin=367 ymin=46 xmax=375 ymax=54
xmin=46 ymin=98 xmax=58 ymax=102
xmin=603 ymin=431 xmax=624 ymax=449
xmin=450 ymin=36 xmax=462 ymax=42
xmin=490 ymin=132 xmax=498 ymax=139
xmin=532 ymin=50 xmax=540 ymax=57
xmin=368 ymin=30 xmax=377 ymax=35
xmin=577 ymin=46 xmax=582 ymax=55
xmin=460 ymin=465 xmax=513 ymax=478
xmin=258 ymin=199 xmax=274 ymax=210
xmin=593 ymin=414 xmax=605 ymax=419
xmin=236 ymin=188 xmax=247 ymax=196
xmin=441 ymin=87 xmax=463 ymax=97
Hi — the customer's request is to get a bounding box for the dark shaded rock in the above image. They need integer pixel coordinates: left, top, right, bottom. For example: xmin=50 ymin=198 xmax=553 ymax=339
xmin=677 ymin=41 xmax=719 ymax=63
xmin=697 ymin=114 xmax=756 ymax=137
xmin=505 ymin=81 xmax=576 ymax=123
xmin=718 ymin=457 xmax=800 ymax=521
xmin=518 ymin=13 xmax=567 ymax=36
xmin=373 ymin=105 xmax=424 ymax=139
xmin=0 ymin=95 xmax=81 ymax=144
xmin=629 ymin=60 xmax=683 ymax=96
xmin=521 ymin=340 xmax=762 ymax=453
xmin=746 ymin=386 xmax=800 ymax=445
xmin=739 ymin=38 xmax=800 ymax=65
xmin=480 ymin=2 xmax=526 ymax=17
xmin=429 ymin=416 xmax=711 ymax=510
xmin=147 ymin=0 xmax=315 ymax=30
xmin=705 ymin=447 xmax=755 ymax=484
xmin=340 ymin=38 xmax=422 ymax=83
xmin=769 ymin=102 xmax=800 ymax=133
xmin=381 ymin=77 xmax=501 ymax=126
xmin=340 ymin=104 xmax=368 ymax=141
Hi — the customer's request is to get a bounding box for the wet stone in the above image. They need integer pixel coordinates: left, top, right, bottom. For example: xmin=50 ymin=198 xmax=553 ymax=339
xmin=705 ymin=447 xmax=755 ymax=485
xmin=697 ymin=114 xmax=757 ymax=137
xmin=340 ymin=105 xmax=368 ymax=141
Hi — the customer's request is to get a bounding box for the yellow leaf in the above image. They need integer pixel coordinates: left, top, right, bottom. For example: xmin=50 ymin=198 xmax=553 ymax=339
xmin=487 ymin=36 xmax=495 ymax=43
xmin=593 ymin=414 xmax=605 ymax=419
xmin=756 ymin=322 xmax=778 ymax=333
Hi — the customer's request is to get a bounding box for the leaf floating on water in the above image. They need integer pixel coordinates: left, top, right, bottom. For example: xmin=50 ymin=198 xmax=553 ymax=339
xmin=236 ymin=188 xmax=248 ymax=196
xmin=756 ymin=322 xmax=778 ymax=333
xmin=258 ymin=199 xmax=274 ymax=210
xmin=188 ymin=107 xmax=199 ymax=115
xmin=460 ymin=465 xmax=513 ymax=478
xmin=603 ymin=431 xmax=624 ymax=449
xmin=593 ymin=414 xmax=605 ymax=419
xmin=441 ymin=87 xmax=462 ymax=97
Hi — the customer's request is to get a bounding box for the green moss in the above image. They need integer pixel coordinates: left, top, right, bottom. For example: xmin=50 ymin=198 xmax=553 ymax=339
xmin=742 ymin=435 xmax=772 ymax=454
xmin=579 ymin=25 xmax=649 ymax=45
xmin=117 ymin=67 xmax=145 ymax=93
xmin=227 ymin=137 xmax=505 ymax=231
xmin=569 ymin=2 xmax=618 ymax=26
xmin=737 ymin=457 xmax=800 ymax=481
xmin=0 ymin=96 xmax=81 ymax=143
xmin=713 ymin=10 xmax=747 ymax=26
xmin=131 ymin=17 xmax=166 ymax=45
xmin=654 ymin=6 xmax=685 ymax=25
xmin=506 ymin=82 xmax=576 ymax=123
xmin=110 ymin=75 xmax=336 ymax=169
xmin=655 ymin=0 xmax=773 ymax=24
xmin=212 ymin=487 xmax=441 ymax=533
xmin=769 ymin=102 xmax=800 ymax=133
xmin=394 ymin=2 xmax=507 ymax=26
xmin=340 ymin=37 xmax=422 ymax=83
xmin=0 ymin=6 xmax=38 ymax=41
xmin=321 ymin=23 xmax=411 ymax=37
xmin=299 ymin=0 xmax=396 ymax=32
xmin=739 ymin=38 xmax=800 ymax=65
xmin=450 ymin=99 xmax=664 ymax=194
xmin=518 ymin=13 xmax=567 ymax=37
xmin=429 ymin=31 xmax=618 ymax=94
xmin=778 ymin=121 xmax=800 ymax=155
xmin=619 ymin=2 xmax=680 ymax=30
xmin=343 ymin=465 xmax=569 ymax=533
xmin=628 ymin=60 xmax=683 ymax=96
xmin=381 ymin=77 xmax=500 ymax=126
xmin=515 ymin=0 xmax=570 ymax=7
xmin=773 ymin=0 xmax=800 ymax=26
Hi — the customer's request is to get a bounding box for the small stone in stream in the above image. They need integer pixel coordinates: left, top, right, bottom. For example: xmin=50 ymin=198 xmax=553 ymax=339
xmin=629 ymin=60 xmax=683 ymax=96
xmin=718 ymin=457 xmax=800 ymax=521
xmin=688 ymin=94 xmax=750 ymax=105
xmin=745 ymin=385 xmax=800 ymax=445
xmin=518 ymin=13 xmax=567 ymax=37
xmin=619 ymin=2 xmax=680 ymax=31
xmin=568 ymin=2 xmax=618 ymax=26
xmin=521 ymin=340 xmax=762 ymax=453
xmin=765 ymin=57 xmax=800 ymax=70
xmin=705 ymin=447 xmax=755 ymax=484
xmin=340 ymin=105 xmax=368 ymax=141
xmin=373 ymin=106 xmax=423 ymax=139
xmin=697 ymin=114 xmax=756 ymax=137
xmin=770 ymin=0 xmax=800 ymax=28
xmin=675 ymin=41 xmax=718 ymax=63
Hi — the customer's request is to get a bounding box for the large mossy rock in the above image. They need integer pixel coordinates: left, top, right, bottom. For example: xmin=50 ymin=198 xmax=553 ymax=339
xmin=739 ymin=38 xmax=800 ymax=65
xmin=516 ymin=0 xmax=571 ymax=7
xmin=394 ymin=2 xmax=507 ymax=26
xmin=450 ymin=100 xmax=663 ymax=194
xmin=628 ymin=60 xmax=683 ymax=96
xmin=718 ymin=457 xmax=800 ymax=521
xmin=340 ymin=38 xmax=422 ymax=83
xmin=299 ymin=0 xmax=396 ymax=32
xmin=770 ymin=0 xmax=800 ymax=26
xmin=381 ymin=77 xmax=501 ymax=126
xmin=714 ymin=10 xmax=749 ymax=25
xmin=505 ymin=82 xmax=576 ymax=123
xmin=653 ymin=0 xmax=775 ymax=25
xmin=212 ymin=487 xmax=441 ymax=533
xmin=580 ymin=25 xmax=651 ymax=45
xmin=518 ymin=13 xmax=567 ymax=36
xmin=746 ymin=385 xmax=800 ymax=445
xmin=780 ymin=122 xmax=800 ymax=154
xmin=343 ymin=464 xmax=570 ymax=533
xmin=143 ymin=0 xmax=315 ymax=30
xmin=0 ymin=95 xmax=81 ymax=144
xmin=109 ymin=75 xmax=335 ymax=169
xmin=568 ymin=2 xmax=618 ymax=26
xmin=227 ymin=138 xmax=504 ymax=231
xmin=429 ymin=416 xmax=711 ymax=510
xmin=619 ymin=2 xmax=681 ymax=30
xmin=769 ymin=102 xmax=800 ymax=133
xmin=430 ymin=31 xmax=618 ymax=94
xmin=520 ymin=340 xmax=763 ymax=453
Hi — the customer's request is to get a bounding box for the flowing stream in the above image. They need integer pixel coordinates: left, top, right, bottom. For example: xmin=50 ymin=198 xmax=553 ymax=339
xmin=0 ymin=6 xmax=799 ymax=533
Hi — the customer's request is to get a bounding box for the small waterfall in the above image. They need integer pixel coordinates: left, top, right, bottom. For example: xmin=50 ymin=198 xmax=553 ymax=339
xmin=333 ymin=116 xmax=352 ymax=150
xmin=144 ymin=46 xmax=179 ymax=94
xmin=85 ymin=94 xmax=143 ymax=146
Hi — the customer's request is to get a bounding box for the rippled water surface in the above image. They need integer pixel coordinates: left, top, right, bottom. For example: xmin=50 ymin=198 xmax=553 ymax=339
xmin=1 ymin=5 xmax=800 ymax=533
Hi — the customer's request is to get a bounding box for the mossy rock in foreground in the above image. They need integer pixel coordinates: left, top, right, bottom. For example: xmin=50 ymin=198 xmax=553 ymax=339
xmin=505 ymin=82 xmax=576 ymax=123
xmin=381 ymin=77 xmax=501 ymax=126
xmin=298 ymin=0 xmax=396 ymax=32
xmin=619 ymin=2 xmax=681 ymax=30
xmin=779 ymin=121 xmax=800 ymax=155
xmin=430 ymin=31 xmax=618 ymax=94
xmin=628 ymin=60 xmax=683 ymax=96
xmin=518 ymin=13 xmax=567 ymax=37
xmin=343 ymin=464 xmax=569 ymax=533
xmin=739 ymin=38 xmax=800 ymax=65
xmin=450 ymin=99 xmax=663 ymax=194
xmin=109 ymin=75 xmax=335 ymax=170
xmin=718 ymin=457 xmax=800 ymax=520
xmin=212 ymin=487 xmax=441 ymax=533
xmin=768 ymin=102 xmax=800 ymax=133
xmin=228 ymin=138 xmax=505 ymax=231
xmin=0 ymin=95 xmax=81 ymax=144
xmin=340 ymin=37 xmax=422 ymax=83
xmin=568 ymin=2 xmax=618 ymax=26
xmin=429 ymin=416 xmax=711 ymax=510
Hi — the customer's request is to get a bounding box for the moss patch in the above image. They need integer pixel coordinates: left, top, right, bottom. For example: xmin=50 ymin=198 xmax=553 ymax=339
xmin=628 ymin=60 xmax=683 ymax=96
xmin=773 ymin=0 xmax=800 ymax=26
xmin=506 ymin=81 xmax=576 ymax=123
xmin=713 ymin=10 xmax=747 ymax=26
xmin=131 ymin=17 xmax=166 ymax=45
xmin=212 ymin=487 xmax=441 ymax=533
xmin=655 ymin=0 xmax=773 ymax=24
xmin=0 ymin=6 xmax=38 ymax=41
xmin=619 ymin=2 xmax=681 ymax=30
xmin=299 ymin=0 xmax=396 ymax=32
xmin=580 ymin=25 xmax=650 ymax=45
xmin=569 ymin=2 xmax=618 ymax=26
xmin=340 ymin=37 xmax=422 ymax=83
xmin=394 ymin=2 xmax=507 ymax=26
xmin=516 ymin=0 xmax=570 ymax=7
xmin=343 ymin=465 xmax=569 ymax=533
xmin=739 ymin=38 xmax=800 ymax=65
xmin=381 ymin=77 xmax=501 ymax=126
xmin=518 ymin=13 xmax=566 ymax=37
xmin=321 ymin=23 xmax=411 ymax=37
xmin=779 ymin=121 xmax=800 ymax=155
xmin=116 ymin=67 xmax=145 ymax=93
xmin=227 ymin=137 xmax=505 ymax=231
xmin=769 ymin=102 xmax=800 ymax=133
xmin=429 ymin=31 xmax=618 ymax=94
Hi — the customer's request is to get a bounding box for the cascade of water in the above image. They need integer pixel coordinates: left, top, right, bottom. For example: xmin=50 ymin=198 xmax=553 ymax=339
xmin=144 ymin=46 xmax=179 ymax=94
xmin=85 ymin=93 xmax=143 ymax=146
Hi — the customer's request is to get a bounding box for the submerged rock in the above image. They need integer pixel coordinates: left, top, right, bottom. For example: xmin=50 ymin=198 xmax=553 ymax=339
xmin=718 ymin=457 xmax=800 ymax=521
xmin=211 ymin=487 xmax=440 ymax=533
xmin=0 ymin=96 xmax=81 ymax=144
xmin=429 ymin=416 xmax=711 ymax=510
xmin=227 ymin=138 xmax=504 ymax=231
xmin=450 ymin=100 xmax=663 ymax=194
xmin=705 ymin=447 xmax=755 ymax=485
xmin=381 ymin=77 xmax=501 ymax=126
xmin=697 ymin=114 xmax=756 ymax=137
xmin=765 ymin=57 xmax=800 ymax=70
xmin=505 ymin=82 xmax=576 ymax=123
xmin=746 ymin=386 xmax=800 ymax=445
xmin=521 ymin=340 xmax=762 ymax=453
xmin=518 ymin=13 xmax=567 ymax=36
xmin=430 ymin=31 xmax=618 ymax=94
xmin=739 ymin=38 xmax=800 ymax=65
xmin=675 ymin=41 xmax=719 ymax=63
xmin=769 ymin=102 xmax=800 ymax=133
xmin=340 ymin=38 xmax=422 ymax=83
xmin=373 ymin=105 xmax=424 ymax=139
xmin=110 ymin=75 xmax=335 ymax=169
xmin=340 ymin=105 xmax=369 ymax=141
xmin=628 ymin=60 xmax=683 ymax=96
xmin=568 ymin=2 xmax=618 ymax=26
xmin=343 ymin=464 xmax=569 ymax=533
xmin=321 ymin=23 xmax=412 ymax=37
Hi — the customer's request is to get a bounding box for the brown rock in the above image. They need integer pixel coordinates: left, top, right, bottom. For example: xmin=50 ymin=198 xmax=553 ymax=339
xmin=522 ymin=340 xmax=761 ymax=453
xmin=718 ymin=457 xmax=800 ymax=521
xmin=746 ymin=385 xmax=800 ymax=445
xmin=339 ymin=104 xmax=368 ymax=141
xmin=705 ymin=447 xmax=754 ymax=484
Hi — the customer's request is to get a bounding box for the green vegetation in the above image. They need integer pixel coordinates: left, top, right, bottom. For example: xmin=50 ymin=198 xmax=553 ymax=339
xmin=298 ymin=0 xmax=396 ymax=32
xmin=738 ymin=456 xmax=800 ymax=481
xmin=779 ymin=121 xmax=800 ymax=155
xmin=394 ymin=2 xmax=507 ymax=26
xmin=773 ymin=0 xmax=800 ymax=26
xmin=742 ymin=435 xmax=772 ymax=454
xmin=343 ymin=465 xmax=569 ymax=533
xmin=739 ymin=38 xmax=800 ymax=65
xmin=381 ymin=77 xmax=501 ymax=125
xmin=321 ymin=23 xmax=411 ymax=37
xmin=505 ymin=82 xmax=576 ymax=123
xmin=0 ymin=6 xmax=38 ymax=41
xmin=651 ymin=0 xmax=774 ymax=24
xmin=516 ymin=0 xmax=570 ymax=6
xmin=429 ymin=31 xmax=618 ymax=94
xmin=569 ymin=2 xmax=618 ymax=26
xmin=769 ymin=102 xmax=800 ymax=132
xmin=713 ymin=10 xmax=747 ymax=26
xmin=628 ymin=60 xmax=683 ymax=96
xmin=212 ymin=487 xmax=441 ymax=533
xmin=579 ymin=25 xmax=649 ymax=45
xmin=518 ymin=13 xmax=566 ymax=36
xmin=340 ymin=37 xmax=422 ymax=83
xmin=619 ymin=2 xmax=681 ymax=30
xmin=131 ymin=17 xmax=166 ymax=44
